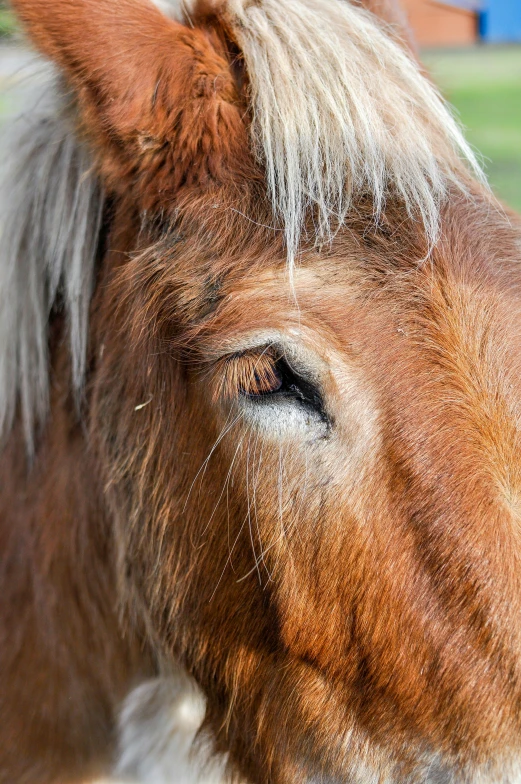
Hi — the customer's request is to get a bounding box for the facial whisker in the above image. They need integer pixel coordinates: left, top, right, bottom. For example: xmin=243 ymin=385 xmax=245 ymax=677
xmin=183 ymin=410 xmax=241 ymax=515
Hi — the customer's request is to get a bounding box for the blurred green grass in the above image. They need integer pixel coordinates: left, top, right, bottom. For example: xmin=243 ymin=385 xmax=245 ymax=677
xmin=0 ymin=9 xmax=15 ymax=38
xmin=423 ymin=45 xmax=521 ymax=212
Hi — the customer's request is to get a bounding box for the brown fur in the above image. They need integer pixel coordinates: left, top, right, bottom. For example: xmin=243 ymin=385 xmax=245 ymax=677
xmin=2 ymin=0 xmax=521 ymax=782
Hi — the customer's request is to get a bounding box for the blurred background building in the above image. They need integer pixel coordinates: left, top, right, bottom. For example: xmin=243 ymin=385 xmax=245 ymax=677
xmin=402 ymin=0 xmax=521 ymax=47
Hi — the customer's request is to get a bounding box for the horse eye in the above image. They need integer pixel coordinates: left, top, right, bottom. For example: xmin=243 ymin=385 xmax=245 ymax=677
xmin=216 ymin=348 xmax=327 ymax=422
xmin=264 ymin=356 xmax=325 ymax=416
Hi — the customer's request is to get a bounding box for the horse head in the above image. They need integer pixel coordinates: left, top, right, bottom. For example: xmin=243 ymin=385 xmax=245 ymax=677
xmin=3 ymin=0 xmax=521 ymax=781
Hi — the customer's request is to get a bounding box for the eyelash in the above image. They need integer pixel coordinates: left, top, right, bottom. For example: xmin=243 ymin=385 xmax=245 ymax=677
xmin=214 ymin=349 xmax=282 ymax=401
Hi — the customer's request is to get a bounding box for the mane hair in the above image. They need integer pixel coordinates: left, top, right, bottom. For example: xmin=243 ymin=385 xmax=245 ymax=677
xmin=0 ymin=0 xmax=486 ymax=450
xmin=224 ymin=0 xmax=485 ymax=263
xmin=0 ymin=70 xmax=103 ymax=451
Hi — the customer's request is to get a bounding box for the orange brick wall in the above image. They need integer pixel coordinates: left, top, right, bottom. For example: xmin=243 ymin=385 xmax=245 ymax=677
xmin=401 ymin=0 xmax=478 ymax=47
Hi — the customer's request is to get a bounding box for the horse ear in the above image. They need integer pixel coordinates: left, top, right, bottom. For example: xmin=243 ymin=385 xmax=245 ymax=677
xmin=11 ymin=0 xmax=249 ymax=205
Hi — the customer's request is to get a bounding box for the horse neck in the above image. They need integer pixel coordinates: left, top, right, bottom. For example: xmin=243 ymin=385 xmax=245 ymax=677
xmin=0 ymin=344 xmax=152 ymax=781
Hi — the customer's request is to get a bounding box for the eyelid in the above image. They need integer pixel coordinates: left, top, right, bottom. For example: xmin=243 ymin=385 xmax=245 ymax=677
xmin=206 ymin=333 xmax=328 ymax=399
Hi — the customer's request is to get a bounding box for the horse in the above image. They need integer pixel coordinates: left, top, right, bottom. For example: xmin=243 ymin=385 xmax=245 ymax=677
xmin=1 ymin=0 xmax=521 ymax=781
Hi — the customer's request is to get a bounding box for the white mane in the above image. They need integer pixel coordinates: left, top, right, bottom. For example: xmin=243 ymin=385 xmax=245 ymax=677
xmin=224 ymin=0 xmax=484 ymax=263
xmin=0 ymin=71 xmax=103 ymax=451
xmin=0 ymin=0 xmax=485 ymax=449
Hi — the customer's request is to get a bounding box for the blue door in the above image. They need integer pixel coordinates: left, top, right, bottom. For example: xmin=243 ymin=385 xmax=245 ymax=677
xmin=480 ymin=0 xmax=521 ymax=42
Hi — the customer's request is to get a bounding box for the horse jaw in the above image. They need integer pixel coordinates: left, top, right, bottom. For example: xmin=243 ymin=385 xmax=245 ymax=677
xmin=105 ymin=677 xmax=519 ymax=784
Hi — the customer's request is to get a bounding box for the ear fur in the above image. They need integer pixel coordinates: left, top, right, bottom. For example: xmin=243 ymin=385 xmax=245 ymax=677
xmin=11 ymin=0 xmax=252 ymax=206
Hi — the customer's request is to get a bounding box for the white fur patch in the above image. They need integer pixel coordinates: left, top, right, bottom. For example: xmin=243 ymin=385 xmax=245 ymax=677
xmin=111 ymin=675 xmax=228 ymax=784
xmin=149 ymin=0 xmax=191 ymax=18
